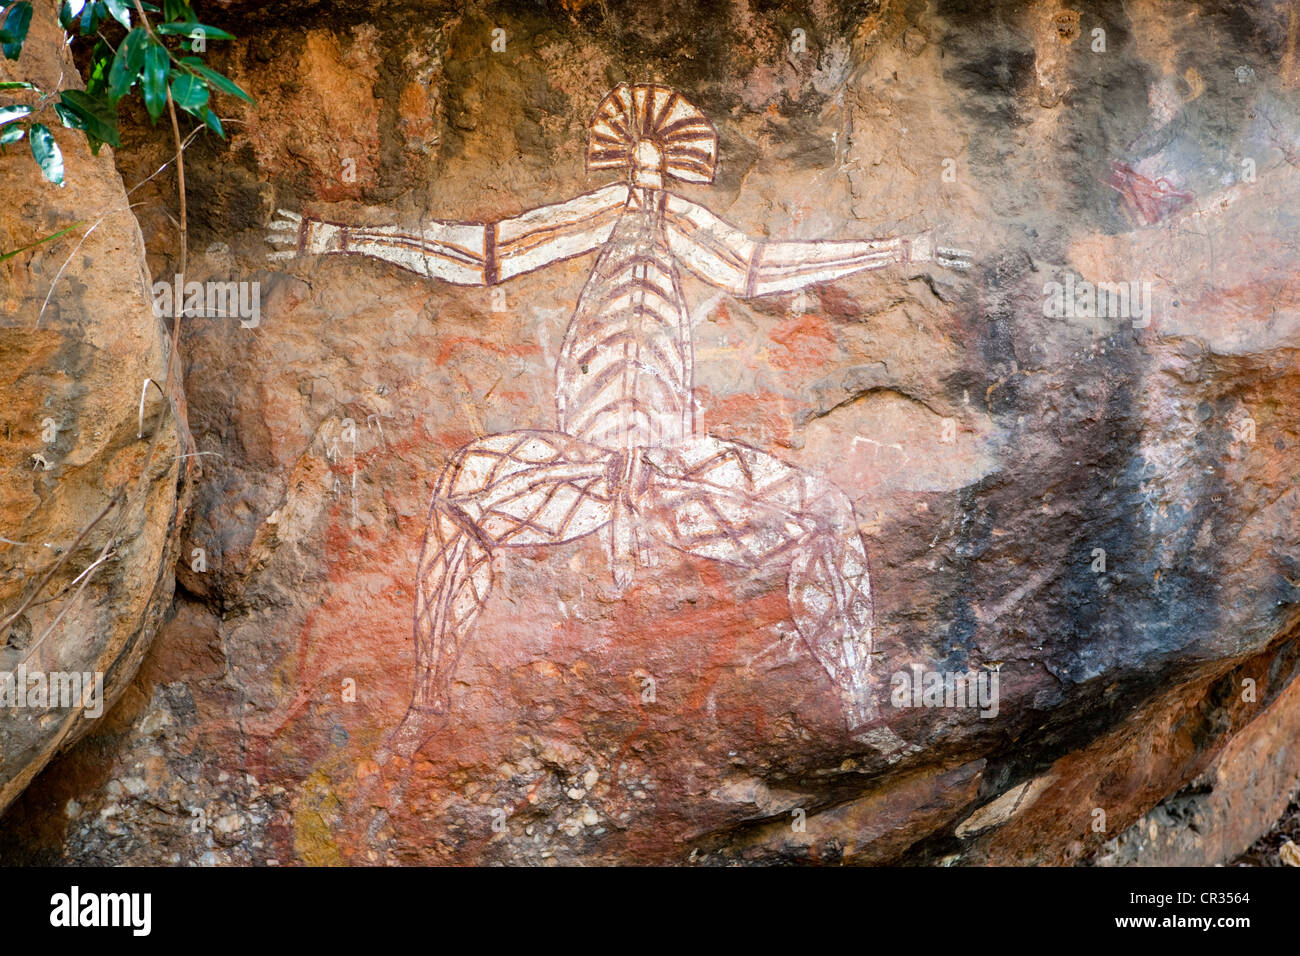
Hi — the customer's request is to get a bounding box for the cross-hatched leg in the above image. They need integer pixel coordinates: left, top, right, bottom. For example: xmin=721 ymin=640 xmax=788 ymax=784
xmin=395 ymin=430 xmax=615 ymax=753
xmin=638 ymin=436 xmax=876 ymax=728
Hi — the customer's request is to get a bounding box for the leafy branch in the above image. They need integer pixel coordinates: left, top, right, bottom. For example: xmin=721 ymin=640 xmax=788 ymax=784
xmin=0 ymin=0 xmax=258 ymax=664
xmin=0 ymin=0 xmax=252 ymax=186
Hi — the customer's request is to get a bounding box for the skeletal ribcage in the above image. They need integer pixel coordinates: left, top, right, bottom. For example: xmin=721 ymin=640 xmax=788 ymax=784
xmin=556 ymin=201 xmax=692 ymax=452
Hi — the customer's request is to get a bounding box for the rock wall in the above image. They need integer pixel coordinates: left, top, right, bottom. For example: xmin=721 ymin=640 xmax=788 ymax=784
xmin=1096 ymin=664 xmax=1300 ymax=866
xmin=1 ymin=0 xmax=1297 ymax=865
xmin=0 ymin=1 xmax=188 ymax=814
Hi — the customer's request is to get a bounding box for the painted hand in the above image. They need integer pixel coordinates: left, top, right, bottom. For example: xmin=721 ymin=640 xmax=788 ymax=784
xmin=265 ymin=208 xmax=303 ymax=261
xmin=266 ymin=208 xmax=346 ymax=261
xmin=934 ymin=239 xmax=973 ymax=271
xmin=907 ymin=230 xmax=972 ymax=270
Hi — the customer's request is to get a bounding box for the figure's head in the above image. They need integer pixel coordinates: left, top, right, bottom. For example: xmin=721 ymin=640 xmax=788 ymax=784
xmin=586 ymin=83 xmax=718 ymax=188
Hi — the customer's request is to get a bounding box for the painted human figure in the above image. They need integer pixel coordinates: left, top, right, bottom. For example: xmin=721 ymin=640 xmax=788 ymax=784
xmin=268 ymin=83 xmax=969 ymax=755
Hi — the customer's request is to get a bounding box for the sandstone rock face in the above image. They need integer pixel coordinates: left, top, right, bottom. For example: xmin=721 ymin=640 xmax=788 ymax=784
xmin=1 ymin=0 xmax=1298 ymax=864
xmin=0 ymin=2 xmax=187 ymax=814
xmin=1096 ymin=664 xmax=1300 ymax=866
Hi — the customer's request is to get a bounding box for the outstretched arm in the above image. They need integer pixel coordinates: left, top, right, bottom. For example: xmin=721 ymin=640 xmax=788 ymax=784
xmin=267 ymin=183 xmax=630 ymax=285
xmin=663 ymin=193 xmax=970 ymax=297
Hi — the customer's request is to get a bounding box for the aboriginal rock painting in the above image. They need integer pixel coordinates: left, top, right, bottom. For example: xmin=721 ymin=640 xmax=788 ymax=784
xmin=268 ymin=83 xmax=970 ymax=750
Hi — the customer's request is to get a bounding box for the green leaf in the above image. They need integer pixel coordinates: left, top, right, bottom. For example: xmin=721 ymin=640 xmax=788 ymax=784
xmin=29 ymin=123 xmax=64 ymax=186
xmin=0 ymin=103 xmax=31 ymax=125
xmin=85 ymin=38 xmax=112 ymax=98
xmin=190 ymin=62 xmax=253 ymax=104
xmin=0 ymin=222 xmax=84 ymax=262
xmin=57 ymin=89 xmax=119 ymax=147
xmin=108 ymin=26 xmax=149 ymax=103
xmin=163 ymin=0 xmax=195 ymax=22
xmin=155 ymin=22 xmax=234 ymax=40
xmin=79 ymin=0 xmax=101 ymax=35
xmin=104 ymin=0 xmax=130 ymax=30
xmin=201 ymin=106 xmax=223 ymax=138
xmin=0 ymin=80 xmax=35 ymax=91
xmin=141 ymin=43 xmax=167 ymax=121
xmin=1 ymin=1 xmax=33 ymax=60
xmin=53 ymin=101 xmax=85 ymax=130
xmin=0 ymin=123 xmax=24 ymax=145
xmin=169 ymin=72 xmax=208 ymax=112
xmin=58 ymin=0 xmax=86 ymax=32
